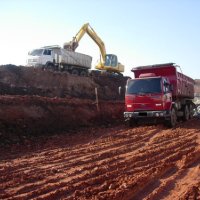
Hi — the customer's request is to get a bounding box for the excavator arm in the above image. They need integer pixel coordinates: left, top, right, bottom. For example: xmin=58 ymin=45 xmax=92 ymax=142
xmin=63 ymin=23 xmax=124 ymax=73
xmin=64 ymin=23 xmax=106 ymax=64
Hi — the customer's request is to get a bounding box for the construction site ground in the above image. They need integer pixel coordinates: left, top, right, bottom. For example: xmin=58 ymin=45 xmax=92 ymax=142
xmin=0 ymin=65 xmax=200 ymax=200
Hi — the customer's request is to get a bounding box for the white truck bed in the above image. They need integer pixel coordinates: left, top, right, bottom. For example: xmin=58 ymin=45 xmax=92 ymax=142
xmin=60 ymin=49 xmax=92 ymax=69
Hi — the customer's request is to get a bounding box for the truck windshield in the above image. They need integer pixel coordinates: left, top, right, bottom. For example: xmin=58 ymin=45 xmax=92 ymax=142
xmin=127 ymin=78 xmax=161 ymax=94
xmin=29 ymin=49 xmax=43 ymax=56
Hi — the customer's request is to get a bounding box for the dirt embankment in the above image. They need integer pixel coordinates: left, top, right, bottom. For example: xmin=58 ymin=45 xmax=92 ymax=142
xmin=0 ymin=95 xmax=124 ymax=145
xmin=0 ymin=65 xmax=128 ymax=144
xmin=0 ymin=65 xmax=128 ymax=100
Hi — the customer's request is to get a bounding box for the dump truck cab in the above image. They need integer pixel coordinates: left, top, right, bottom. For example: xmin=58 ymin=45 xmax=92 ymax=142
xmin=27 ymin=46 xmax=59 ymax=68
xmin=124 ymin=63 xmax=195 ymax=127
xmin=125 ymin=75 xmax=172 ymax=122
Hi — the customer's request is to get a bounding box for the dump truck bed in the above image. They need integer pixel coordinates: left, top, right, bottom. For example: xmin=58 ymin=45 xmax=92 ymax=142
xmin=60 ymin=49 xmax=92 ymax=69
xmin=132 ymin=63 xmax=195 ymax=99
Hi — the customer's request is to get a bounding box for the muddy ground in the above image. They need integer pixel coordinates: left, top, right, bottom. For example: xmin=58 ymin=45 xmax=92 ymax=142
xmin=0 ymin=65 xmax=200 ymax=199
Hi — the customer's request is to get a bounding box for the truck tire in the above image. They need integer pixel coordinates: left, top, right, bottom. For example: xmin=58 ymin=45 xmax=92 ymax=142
xmin=80 ymin=70 xmax=87 ymax=76
xmin=46 ymin=63 xmax=54 ymax=71
xmin=182 ymin=105 xmax=189 ymax=121
xmin=189 ymin=104 xmax=194 ymax=119
xmin=71 ymin=69 xmax=79 ymax=76
xmin=166 ymin=107 xmax=177 ymax=128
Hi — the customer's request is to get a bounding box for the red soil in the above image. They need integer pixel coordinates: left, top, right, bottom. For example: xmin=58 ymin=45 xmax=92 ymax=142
xmin=0 ymin=120 xmax=199 ymax=200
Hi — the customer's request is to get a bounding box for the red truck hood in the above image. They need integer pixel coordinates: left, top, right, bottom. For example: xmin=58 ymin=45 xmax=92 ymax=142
xmin=125 ymin=94 xmax=163 ymax=111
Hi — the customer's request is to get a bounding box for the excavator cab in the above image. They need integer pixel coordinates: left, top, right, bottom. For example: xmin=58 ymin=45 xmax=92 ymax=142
xmin=105 ymin=54 xmax=118 ymax=67
xmin=96 ymin=54 xmax=124 ymax=73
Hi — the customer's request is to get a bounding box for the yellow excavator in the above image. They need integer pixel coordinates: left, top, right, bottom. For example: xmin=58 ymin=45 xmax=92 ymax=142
xmin=63 ymin=23 xmax=124 ymax=74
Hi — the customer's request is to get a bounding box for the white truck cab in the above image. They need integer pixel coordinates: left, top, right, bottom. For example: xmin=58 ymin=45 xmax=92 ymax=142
xmin=26 ymin=46 xmax=60 ymax=69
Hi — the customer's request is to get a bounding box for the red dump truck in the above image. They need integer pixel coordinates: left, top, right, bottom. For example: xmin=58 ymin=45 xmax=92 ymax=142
xmin=124 ymin=63 xmax=195 ymax=127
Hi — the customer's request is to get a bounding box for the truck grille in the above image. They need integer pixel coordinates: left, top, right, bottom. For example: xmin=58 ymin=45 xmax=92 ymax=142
xmin=139 ymin=112 xmax=147 ymax=116
xmin=28 ymin=59 xmax=38 ymax=62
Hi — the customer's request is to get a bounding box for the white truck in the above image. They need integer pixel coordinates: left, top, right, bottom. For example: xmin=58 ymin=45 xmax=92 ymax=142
xmin=26 ymin=45 xmax=92 ymax=76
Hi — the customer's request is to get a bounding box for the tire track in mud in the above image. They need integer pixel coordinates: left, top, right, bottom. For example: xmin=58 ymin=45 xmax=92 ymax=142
xmin=0 ymin=120 xmax=200 ymax=200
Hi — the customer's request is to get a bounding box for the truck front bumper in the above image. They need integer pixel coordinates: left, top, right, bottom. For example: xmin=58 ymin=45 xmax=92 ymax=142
xmin=124 ymin=110 xmax=170 ymax=121
xmin=26 ymin=63 xmax=44 ymax=68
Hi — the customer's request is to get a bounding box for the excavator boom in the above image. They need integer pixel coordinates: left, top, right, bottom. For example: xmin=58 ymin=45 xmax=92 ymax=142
xmin=63 ymin=23 xmax=124 ymax=73
xmin=64 ymin=23 xmax=106 ymax=63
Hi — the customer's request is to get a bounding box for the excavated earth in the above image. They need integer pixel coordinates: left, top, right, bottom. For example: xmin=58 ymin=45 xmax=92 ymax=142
xmin=0 ymin=65 xmax=200 ymax=200
xmin=0 ymin=65 xmax=127 ymax=144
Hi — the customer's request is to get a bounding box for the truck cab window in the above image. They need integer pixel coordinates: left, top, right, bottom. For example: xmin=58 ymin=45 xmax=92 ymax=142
xmin=127 ymin=78 xmax=162 ymax=94
xmin=163 ymin=79 xmax=170 ymax=93
xmin=43 ymin=49 xmax=51 ymax=55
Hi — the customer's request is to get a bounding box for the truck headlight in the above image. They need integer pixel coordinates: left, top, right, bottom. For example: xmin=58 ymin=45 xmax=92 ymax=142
xmin=124 ymin=113 xmax=132 ymax=118
xmin=160 ymin=113 xmax=164 ymax=117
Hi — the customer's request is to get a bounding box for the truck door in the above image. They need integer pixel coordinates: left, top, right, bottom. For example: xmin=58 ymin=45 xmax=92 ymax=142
xmin=163 ymin=78 xmax=172 ymax=110
xmin=42 ymin=49 xmax=53 ymax=65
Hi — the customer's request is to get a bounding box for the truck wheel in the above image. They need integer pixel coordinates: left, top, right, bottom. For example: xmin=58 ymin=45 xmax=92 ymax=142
xmin=183 ymin=105 xmax=189 ymax=121
xmin=71 ymin=69 xmax=79 ymax=76
xmin=80 ymin=70 xmax=87 ymax=76
xmin=189 ymin=104 xmax=194 ymax=119
xmin=46 ymin=63 xmax=54 ymax=70
xmin=166 ymin=107 xmax=177 ymax=128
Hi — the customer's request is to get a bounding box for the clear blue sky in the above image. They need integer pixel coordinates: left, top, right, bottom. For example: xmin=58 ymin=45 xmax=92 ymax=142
xmin=0 ymin=0 xmax=200 ymax=79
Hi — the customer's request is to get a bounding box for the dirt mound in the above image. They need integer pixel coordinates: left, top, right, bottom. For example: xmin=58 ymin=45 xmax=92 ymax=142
xmin=0 ymin=65 xmax=128 ymax=100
